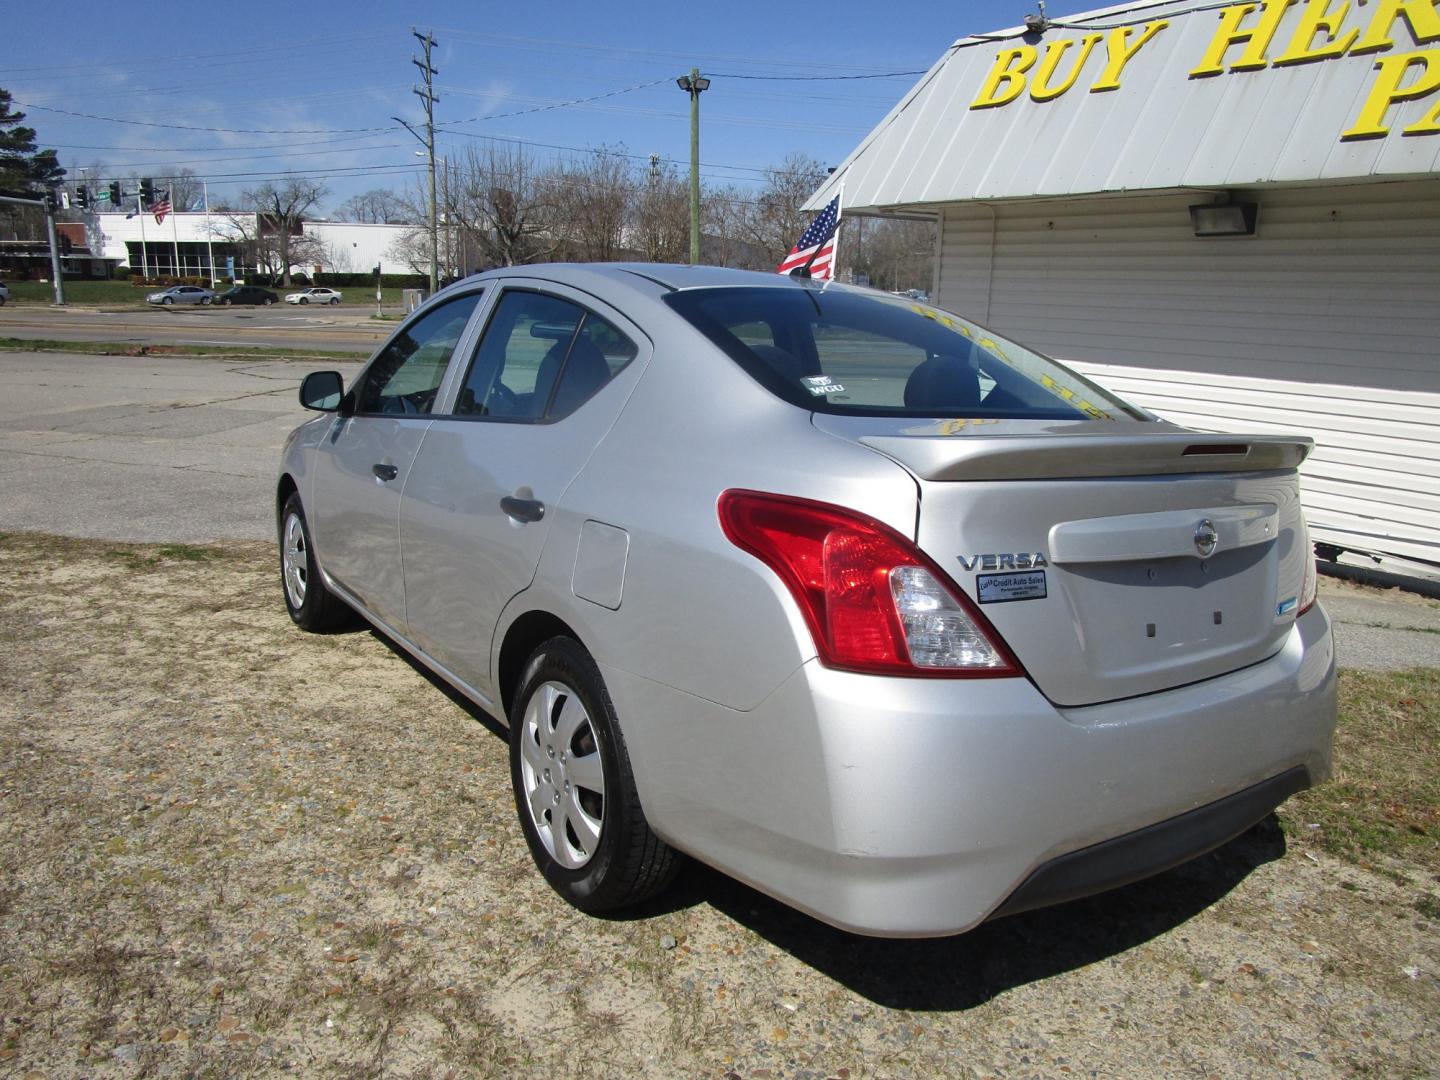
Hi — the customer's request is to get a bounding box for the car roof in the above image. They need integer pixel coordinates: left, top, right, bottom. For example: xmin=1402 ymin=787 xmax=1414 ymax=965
xmin=460 ymin=262 xmax=848 ymax=296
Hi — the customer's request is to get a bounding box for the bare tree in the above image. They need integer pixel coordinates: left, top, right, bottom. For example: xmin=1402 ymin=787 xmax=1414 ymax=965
xmin=239 ymin=178 xmax=329 ymax=285
xmin=450 ymin=144 xmax=560 ymax=267
xmin=336 ymin=188 xmax=413 ymax=224
xmin=383 ymin=226 xmax=432 ymax=276
xmin=703 ymin=184 xmax=769 ymax=269
xmin=747 ymin=153 xmax=829 ymax=265
xmin=630 ymin=157 xmax=688 ymax=264
xmin=166 ymin=168 xmax=203 ymax=212
xmin=551 ymin=146 xmax=632 ymax=262
xmin=848 ymin=216 xmax=936 ymax=293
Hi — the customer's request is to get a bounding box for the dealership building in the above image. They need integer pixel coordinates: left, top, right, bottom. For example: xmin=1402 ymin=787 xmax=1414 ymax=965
xmin=811 ymin=0 xmax=1439 ymax=574
xmin=89 ymin=213 xmax=419 ymax=281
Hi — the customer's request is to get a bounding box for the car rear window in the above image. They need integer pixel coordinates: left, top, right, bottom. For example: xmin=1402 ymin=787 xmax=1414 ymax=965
xmin=663 ymin=287 xmax=1142 ymax=421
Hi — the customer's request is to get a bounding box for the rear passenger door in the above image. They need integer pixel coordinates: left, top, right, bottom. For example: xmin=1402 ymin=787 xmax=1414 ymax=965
xmin=399 ymin=283 xmax=648 ymax=698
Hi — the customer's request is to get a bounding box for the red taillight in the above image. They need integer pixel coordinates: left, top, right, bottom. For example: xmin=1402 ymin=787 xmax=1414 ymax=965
xmin=717 ymin=490 xmax=1022 ymax=678
xmin=1298 ymin=518 xmax=1319 ymax=616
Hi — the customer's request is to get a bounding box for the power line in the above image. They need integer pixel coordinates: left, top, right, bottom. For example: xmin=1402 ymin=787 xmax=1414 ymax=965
xmin=12 ymin=99 xmax=393 ymax=136
xmin=706 ymin=69 xmax=927 ymax=81
xmin=442 ymin=76 xmax=673 ymax=125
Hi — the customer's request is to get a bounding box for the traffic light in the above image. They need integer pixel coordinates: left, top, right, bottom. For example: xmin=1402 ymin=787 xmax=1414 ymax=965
xmin=372 ymin=265 xmax=381 ymax=279
xmin=75 ymin=186 xmax=90 ymax=210
xmin=108 ymin=181 xmax=122 ymax=206
xmin=42 ymin=190 xmax=56 ymax=213
xmin=139 ymin=177 xmax=155 ymax=203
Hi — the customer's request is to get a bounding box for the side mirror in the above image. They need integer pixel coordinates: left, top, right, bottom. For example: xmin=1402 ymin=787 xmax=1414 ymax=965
xmin=299 ymin=371 xmax=344 ymax=412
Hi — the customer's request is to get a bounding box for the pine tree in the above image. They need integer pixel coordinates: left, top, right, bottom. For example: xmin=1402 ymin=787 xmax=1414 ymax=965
xmin=0 ymin=89 xmax=64 ymax=198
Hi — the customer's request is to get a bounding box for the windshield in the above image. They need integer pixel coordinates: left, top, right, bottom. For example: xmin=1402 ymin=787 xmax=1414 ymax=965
xmin=664 ymin=286 xmax=1143 ymax=421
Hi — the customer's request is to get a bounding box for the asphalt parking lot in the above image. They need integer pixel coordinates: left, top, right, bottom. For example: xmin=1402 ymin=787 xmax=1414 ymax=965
xmin=0 ymin=349 xmax=361 ymax=542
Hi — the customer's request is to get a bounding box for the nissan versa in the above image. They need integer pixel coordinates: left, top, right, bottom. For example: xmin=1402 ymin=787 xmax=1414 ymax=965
xmin=276 ymin=264 xmax=1336 ymax=937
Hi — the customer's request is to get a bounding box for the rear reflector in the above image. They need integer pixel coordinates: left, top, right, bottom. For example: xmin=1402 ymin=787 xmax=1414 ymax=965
xmin=1182 ymin=444 xmax=1250 ymax=457
xmin=718 ymin=490 xmax=1022 ymax=678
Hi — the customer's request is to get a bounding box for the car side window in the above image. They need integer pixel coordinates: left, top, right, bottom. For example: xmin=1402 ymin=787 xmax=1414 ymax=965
xmin=453 ymin=290 xmax=638 ymax=420
xmin=354 ymin=292 xmax=483 ymax=416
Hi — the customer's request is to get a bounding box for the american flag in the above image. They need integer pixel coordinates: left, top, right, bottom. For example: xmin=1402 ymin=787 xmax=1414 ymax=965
xmin=152 ymin=193 xmax=172 ymax=225
xmin=776 ymin=194 xmax=840 ymax=281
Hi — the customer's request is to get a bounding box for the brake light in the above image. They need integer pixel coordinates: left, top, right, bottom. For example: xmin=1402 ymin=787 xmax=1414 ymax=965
xmin=718 ymin=490 xmax=1022 ymax=678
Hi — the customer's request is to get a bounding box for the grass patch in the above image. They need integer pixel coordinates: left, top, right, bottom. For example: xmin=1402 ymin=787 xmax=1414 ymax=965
xmin=0 ymin=336 xmax=355 ymax=361
xmin=1281 ymin=667 xmax=1440 ymax=873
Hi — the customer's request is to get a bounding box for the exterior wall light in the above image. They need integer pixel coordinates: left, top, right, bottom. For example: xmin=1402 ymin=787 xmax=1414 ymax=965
xmin=1189 ymin=201 xmax=1259 ymax=237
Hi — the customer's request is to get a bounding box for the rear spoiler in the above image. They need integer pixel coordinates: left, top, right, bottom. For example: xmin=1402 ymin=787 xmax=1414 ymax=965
xmin=858 ymin=432 xmax=1313 ymax=482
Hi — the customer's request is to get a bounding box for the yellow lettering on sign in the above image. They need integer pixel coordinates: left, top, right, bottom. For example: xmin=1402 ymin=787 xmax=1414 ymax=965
xmin=971 ymin=46 xmax=1038 ymax=108
xmin=1031 ymin=35 xmax=1105 ymax=101
xmin=1352 ymin=0 xmax=1440 ymax=55
xmin=1342 ymin=47 xmax=1440 ymax=136
xmin=1273 ymin=0 xmax=1361 ymax=65
xmin=1190 ymin=0 xmax=1300 ymax=77
xmin=1091 ymin=20 xmax=1172 ymax=91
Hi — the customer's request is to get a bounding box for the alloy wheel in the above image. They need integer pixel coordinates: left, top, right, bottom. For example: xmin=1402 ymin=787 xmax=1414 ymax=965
xmin=518 ymin=681 xmax=606 ymax=869
xmin=282 ymin=512 xmax=308 ymax=609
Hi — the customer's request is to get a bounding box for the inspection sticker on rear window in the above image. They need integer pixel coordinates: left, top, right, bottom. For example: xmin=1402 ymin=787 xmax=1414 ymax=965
xmin=976 ymin=570 xmax=1047 ymax=604
xmin=801 ymin=375 xmax=844 ymax=396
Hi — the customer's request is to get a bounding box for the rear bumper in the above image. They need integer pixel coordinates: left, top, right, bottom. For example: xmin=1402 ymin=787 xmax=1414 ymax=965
xmin=609 ymin=603 xmax=1335 ymax=938
xmin=989 ymin=765 xmax=1311 ymax=920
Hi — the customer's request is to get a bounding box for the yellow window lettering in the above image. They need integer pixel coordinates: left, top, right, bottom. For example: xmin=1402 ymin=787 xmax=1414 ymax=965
xmin=1030 ymin=34 xmax=1105 ymax=101
xmin=1352 ymin=0 xmax=1440 ymax=55
xmin=1190 ymin=0 xmax=1299 ymax=77
xmin=1091 ymin=20 xmax=1171 ymax=91
xmin=1273 ymin=0 xmax=1361 ymax=65
xmin=978 ymin=338 xmax=1012 ymax=363
xmin=970 ymin=46 xmax=1038 ymax=108
xmin=1342 ymin=48 xmax=1440 ymax=137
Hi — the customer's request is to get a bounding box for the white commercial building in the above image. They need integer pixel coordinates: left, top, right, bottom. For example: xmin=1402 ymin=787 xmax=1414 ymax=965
xmin=92 ymin=213 xmax=420 ymax=280
xmin=811 ymin=0 xmax=1440 ymax=573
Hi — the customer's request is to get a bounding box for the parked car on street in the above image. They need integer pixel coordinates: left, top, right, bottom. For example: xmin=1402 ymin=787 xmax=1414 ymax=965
xmin=146 ymin=285 xmax=215 ymax=306
xmin=285 ymin=287 xmax=342 ymax=305
xmin=276 ymin=264 xmax=1336 ymax=937
xmin=0 ymin=281 xmax=8 ymax=306
xmin=217 ymin=285 xmax=279 ymax=306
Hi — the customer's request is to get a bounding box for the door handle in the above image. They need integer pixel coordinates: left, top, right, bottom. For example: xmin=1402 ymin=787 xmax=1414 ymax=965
xmin=372 ymin=463 xmax=399 ymax=481
xmin=501 ymin=496 xmax=545 ymax=523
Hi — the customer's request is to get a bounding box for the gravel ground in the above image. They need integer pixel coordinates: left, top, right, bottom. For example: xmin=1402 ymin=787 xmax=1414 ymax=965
xmin=1 ymin=535 xmax=1437 ymax=1079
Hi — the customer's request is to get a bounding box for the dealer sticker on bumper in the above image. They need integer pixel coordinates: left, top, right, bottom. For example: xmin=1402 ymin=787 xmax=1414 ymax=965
xmin=976 ymin=570 xmax=1047 ymax=604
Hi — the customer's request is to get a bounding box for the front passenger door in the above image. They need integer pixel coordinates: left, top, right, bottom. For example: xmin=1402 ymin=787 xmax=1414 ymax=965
xmin=309 ymin=290 xmax=484 ymax=633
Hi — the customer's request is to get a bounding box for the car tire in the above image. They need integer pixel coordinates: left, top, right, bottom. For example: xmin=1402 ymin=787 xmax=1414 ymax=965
xmin=279 ymin=493 xmax=350 ymax=632
xmin=510 ymin=637 xmax=680 ymax=913
xmin=162 ymin=296 xmax=173 ymax=305
xmin=330 ymin=297 xmax=339 ymax=305
xmin=201 ymin=297 xmax=211 ymax=305
xmin=263 ymin=297 xmax=275 ymax=306
xmin=220 ymin=298 xmax=231 ymax=306
xmin=299 ymin=297 xmax=309 ymax=305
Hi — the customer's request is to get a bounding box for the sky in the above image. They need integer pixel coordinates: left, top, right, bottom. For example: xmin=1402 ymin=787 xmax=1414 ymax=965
xmin=2 ymin=0 xmax=1104 ymax=216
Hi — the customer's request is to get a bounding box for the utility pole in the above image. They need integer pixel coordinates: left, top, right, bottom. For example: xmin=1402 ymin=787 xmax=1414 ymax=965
xmin=676 ymin=69 xmax=710 ymax=266
xmin=413 ymin=28 xmax=440 ymax=295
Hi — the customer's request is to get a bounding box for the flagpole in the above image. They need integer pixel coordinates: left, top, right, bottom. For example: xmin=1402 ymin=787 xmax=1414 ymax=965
xmin=138 ymin=193 xmax=149 ymax=280
xmin=830 ymin=182 xmax=844 ymax=284
xmin=204 ymin=180 xmax=216 ymax=286
xmin=169 ymin=188 xmax=181 ymax=277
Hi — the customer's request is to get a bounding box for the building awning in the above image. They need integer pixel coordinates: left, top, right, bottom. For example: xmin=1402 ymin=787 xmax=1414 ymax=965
xmin=807 ymin=0 xmax=1440 ymax=213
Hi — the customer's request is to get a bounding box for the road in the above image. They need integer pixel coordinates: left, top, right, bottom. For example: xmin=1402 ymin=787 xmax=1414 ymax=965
xmin=0 ymin=303 xmax=387 ymax=354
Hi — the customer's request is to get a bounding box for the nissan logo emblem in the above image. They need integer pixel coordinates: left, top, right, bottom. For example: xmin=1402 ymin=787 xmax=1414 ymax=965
xmin=1194 ymin=518 xmax=1219 ymax=558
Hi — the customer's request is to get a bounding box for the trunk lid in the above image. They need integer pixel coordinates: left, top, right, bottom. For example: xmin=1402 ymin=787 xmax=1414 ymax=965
xmin=815 ymin=416 xmax=1315 ymax=707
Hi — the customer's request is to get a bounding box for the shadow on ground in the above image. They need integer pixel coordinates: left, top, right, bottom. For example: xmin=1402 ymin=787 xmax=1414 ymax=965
xmin=374 ymin=625 xmax=1288 ymax=1011
xmin=682 ymin=818 xmax=1287 ymax=1010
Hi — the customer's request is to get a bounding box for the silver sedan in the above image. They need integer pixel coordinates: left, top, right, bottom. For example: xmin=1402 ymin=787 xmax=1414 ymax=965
xmin=276 ymin=264 xmax=1336 ymax=937
xmin=146 ymin=284 xmax=214 ymax=306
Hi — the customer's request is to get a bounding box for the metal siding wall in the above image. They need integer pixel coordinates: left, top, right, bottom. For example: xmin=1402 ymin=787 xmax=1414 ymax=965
xmin=935 ymin=181 xmax=1440 ymax=565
